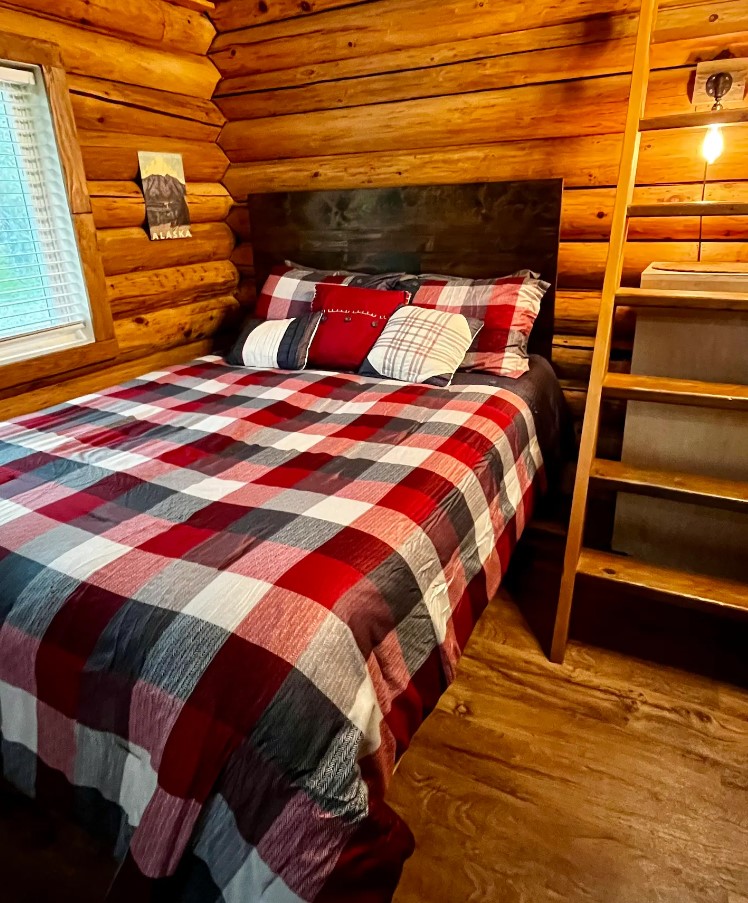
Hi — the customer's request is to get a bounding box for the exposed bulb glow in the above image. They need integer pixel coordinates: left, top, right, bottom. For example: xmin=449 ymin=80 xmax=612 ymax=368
xmin=702 ymin=124 xmax=724 ymax=164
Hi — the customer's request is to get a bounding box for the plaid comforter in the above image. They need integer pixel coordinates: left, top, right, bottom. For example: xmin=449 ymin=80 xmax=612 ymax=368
xmin=0 ymin=357 xmax=544 ymax=902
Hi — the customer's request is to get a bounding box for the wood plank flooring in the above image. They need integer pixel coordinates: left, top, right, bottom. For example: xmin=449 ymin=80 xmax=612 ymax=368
xmin=388 ymin=593 xmax=748 ymax=903
xmin=1 ymin=589 xmax=746 ymax=903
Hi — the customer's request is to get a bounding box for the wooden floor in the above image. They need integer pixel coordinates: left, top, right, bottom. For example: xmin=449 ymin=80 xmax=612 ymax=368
xmin=1 ymin=588 xmax=747 ymax=903
xmin=388 ymin=593 xmax=748 ymax=903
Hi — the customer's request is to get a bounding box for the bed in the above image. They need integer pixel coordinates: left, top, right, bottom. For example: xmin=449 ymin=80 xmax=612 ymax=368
xmin=0 ymin=180 xmax=566 ymax=902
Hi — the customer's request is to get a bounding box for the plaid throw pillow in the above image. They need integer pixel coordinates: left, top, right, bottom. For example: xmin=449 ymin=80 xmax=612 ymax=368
xmin=256 ymin=264 xmax=353 ymax=320
xmin=360 ymin=306 xmax=482 ymax=387
xmin=412 ymin=270 xmax=550 ymax=378
xmin=226 ymin=313 xmax=323 ymax=370
xmin=257 ymin=262 xmax=414 ymax=320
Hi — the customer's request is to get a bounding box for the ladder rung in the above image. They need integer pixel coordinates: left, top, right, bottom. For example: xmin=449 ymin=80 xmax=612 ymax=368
xmin=615 ymin=287 xmax=748 ymax=311
xmin=640 ymin=108 xmax=748 ymax=132
xmin=627 ymin=202 xmax=748 ymax=218
xmin=602 ymin=373 xmax=748 ymax=411
xmin=589 ymin=459 xmax=748 ymax=513
xmin=577 ymin=549 xmax=748 ymax=614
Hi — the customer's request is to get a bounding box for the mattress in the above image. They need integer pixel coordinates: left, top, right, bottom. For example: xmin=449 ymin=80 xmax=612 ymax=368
xmin=0 ymin=355 xmax=561 ymax=901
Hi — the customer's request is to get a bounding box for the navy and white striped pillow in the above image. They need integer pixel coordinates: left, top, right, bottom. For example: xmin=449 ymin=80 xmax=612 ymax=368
xmin=227 ymin=312 xmax=323 ymax=370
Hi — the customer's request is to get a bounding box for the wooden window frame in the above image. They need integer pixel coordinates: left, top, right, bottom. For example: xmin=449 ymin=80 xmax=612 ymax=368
xmin=0 ymin=32 xmax=117 ymax=392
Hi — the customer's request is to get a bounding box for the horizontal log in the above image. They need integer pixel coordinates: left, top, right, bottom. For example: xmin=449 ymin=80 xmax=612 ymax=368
xmin=115 ymin=295 xmax=242 ymax=356
xmin=563 ymin=182 xmax=748 ymax=240
xmin=697 ymin=242 xmax=748 ymax=264
xmin=557 ymin=240 xmax=746 ymax=289
xmin=216 ymin=34 xmax=748 ymax=122
xmin=0 ymin=6 xmax=218 ymax=98
xmin=107 ymin=260 xmax=239 ymax=316
xmin=559 ymin=383 xmax=588 ymax=422
xmin=219 ymin=69 xmax=694 ymax=163
xmin=89 ymin=181 xmax=231 ymax=200
xmin=68 ymin=75 xmax=225 ymax=128
xmin=71 ymin=92 xmax=221 ymax=143
xmin=224 ymin=122 xmax=748 ymax=201
xmin=552 ymin=345 xmax=595 ymax=384
xmin=210 ymin=0 xmax=745 ymax=75
xmin=214 ymin=2 xmax=748 ymax=94
xmin=211 ymin=0 xmax=639 ymax=63
xmin=98 ymin=222 xmax=236 ymax=276
xmin=89 ymin=182 xmax=148 ymax=229
xmin=223 ymin=134 xmax=622 ymax=196
xmin=558 ymin=241 xmax=686 ymax=290
xmin=6 ymin=0 xmax=215 ymax=56
xmin=165 ymin=0 xmax=214 ymax=12
xmin=217 ymin=30 xmax=642 ymax=109
xmin=555 ymin=290 xmax=636 ymax=340
xmin=654 ymin=0 xmax=748 ymax=42
xmin=212 ymin=0 xmax=356 ymax=31
xmin=558 ymin=377 xmax=627 ymax=413
xmin=4 ymin=339 xmax=218 ymax=420
xmin=551 ymin=343 xmax=630 ymax=384
xmin=554 ymin=334 xmax=632 ymax=354
xmin=80 ymin=131 xmax=229 ymax=181
xmin=90 ymin=182 xmax=233 ymax=229
xmin=215 ymin=14 xmax=637 ymax=95
xmin=222 ymin=128 xmax=748 ymax=197
xmin=89 ymin=180 xmax=144 ymax=198
xmin=554 ymin=291 xmax=602 ymax=337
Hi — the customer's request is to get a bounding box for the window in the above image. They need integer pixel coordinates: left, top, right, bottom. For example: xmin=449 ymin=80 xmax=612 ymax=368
xmin=0 ymin=63 xmax=93 ymax=365
xmin=0 ymin=35 xmax=116 ymax=392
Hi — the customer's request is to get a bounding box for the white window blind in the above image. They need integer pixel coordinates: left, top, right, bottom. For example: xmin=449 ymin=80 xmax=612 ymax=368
xmin=0 ymin=62 xmax=93 ymax=367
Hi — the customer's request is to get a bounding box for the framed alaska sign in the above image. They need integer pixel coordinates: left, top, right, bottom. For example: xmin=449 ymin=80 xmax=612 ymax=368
xmin=138 ymin=151 xmax=192 ymax=241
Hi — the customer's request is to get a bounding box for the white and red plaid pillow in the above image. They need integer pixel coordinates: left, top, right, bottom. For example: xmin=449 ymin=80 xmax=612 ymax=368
xmin=412 ymin=270 xmax=550 ymax=378
xmin=360 ymin=306 xmax=482 ymax=387
xmin=257 ymin=262 xmax=412 ymax=321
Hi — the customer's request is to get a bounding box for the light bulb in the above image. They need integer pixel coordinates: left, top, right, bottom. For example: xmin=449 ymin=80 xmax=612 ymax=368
xmin=702 ymin=124 xmax=724 ymax=164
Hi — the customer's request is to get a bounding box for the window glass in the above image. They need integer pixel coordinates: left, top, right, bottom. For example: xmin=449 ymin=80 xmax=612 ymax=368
xmin=0 ymin=63 xmax=92 ymax=366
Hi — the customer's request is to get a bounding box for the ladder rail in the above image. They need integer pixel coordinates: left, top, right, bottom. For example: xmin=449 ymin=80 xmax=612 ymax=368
xmin=550 ymin=0 xmax=661 ymax=664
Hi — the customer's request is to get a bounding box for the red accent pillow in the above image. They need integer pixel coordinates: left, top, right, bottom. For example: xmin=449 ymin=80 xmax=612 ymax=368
xmin=307 ymin=284 xmax=408 ymax=372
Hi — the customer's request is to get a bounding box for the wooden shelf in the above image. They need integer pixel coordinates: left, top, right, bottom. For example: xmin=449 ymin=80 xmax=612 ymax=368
xmin=602 ymin=373 xmax=748 ymax=411
xmin=627 ymin=202 xmax=748 ymax=217
xmin=640 ymin=108 xmax=748 ymax=132
xmin=577 ymin=549 xmax=748 ymax=615
xmin=615 ymin=287 xmax=748 ymax=312
xmin=589 ymin=459 xmax=748 ymax=513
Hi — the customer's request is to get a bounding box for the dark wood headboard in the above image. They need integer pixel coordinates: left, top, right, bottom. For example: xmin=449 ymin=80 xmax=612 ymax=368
xmin=248 ymin=180 xmax=563 ymax=360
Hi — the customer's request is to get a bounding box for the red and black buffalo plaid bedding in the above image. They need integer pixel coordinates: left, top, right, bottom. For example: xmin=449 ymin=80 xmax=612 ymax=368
xmin=0 ymin=356 xmax=545 ymax=902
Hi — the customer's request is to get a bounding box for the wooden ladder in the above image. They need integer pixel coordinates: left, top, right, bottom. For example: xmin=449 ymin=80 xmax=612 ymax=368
xmin=550 ymin=0 xmax=748 ymax=664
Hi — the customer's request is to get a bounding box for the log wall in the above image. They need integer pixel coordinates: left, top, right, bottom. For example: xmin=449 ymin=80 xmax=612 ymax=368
xmin=0 ymin=0 xmax=241 ymax=419
xmin=210 ymin=0 xmax=748 ymax=441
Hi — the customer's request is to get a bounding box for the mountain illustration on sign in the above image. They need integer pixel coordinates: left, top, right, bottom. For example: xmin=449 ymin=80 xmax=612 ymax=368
xmin=138 ymin=151 xmax=192 ymax=241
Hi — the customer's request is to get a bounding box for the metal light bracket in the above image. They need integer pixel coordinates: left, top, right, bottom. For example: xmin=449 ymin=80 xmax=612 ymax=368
xmin=705 ymin=71 xmax=734 ymax=110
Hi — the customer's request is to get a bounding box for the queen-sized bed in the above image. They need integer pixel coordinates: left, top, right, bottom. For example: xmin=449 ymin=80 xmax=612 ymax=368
xmin=0 ymin=180 xmax=567 ymax=902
